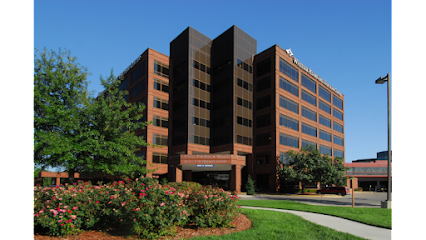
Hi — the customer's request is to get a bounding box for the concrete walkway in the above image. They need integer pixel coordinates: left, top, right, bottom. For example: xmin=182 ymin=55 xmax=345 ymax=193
xmin=241 ymin=206 xmax=391 ymax=240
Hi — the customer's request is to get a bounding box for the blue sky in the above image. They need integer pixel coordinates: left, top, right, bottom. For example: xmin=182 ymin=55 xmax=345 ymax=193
xmin=33 ymin=0 xmax=392 ymax=163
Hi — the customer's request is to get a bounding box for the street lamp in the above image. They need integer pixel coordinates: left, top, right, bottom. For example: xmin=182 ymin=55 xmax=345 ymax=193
xmin=375 ymin=73 xmax=392 ymax=209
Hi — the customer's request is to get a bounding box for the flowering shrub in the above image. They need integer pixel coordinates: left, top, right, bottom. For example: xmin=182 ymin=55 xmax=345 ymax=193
xmin=34 ymin=177 xmax=240 ymax=239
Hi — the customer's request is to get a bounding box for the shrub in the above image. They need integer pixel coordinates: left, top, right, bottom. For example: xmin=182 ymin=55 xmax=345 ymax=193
xmin=355 ymin=187 xmax=363 ymax=191
xmin=34 ymin=178 xmax=240 ymax=239
xmin=245 ymin=175 xmax=255 ymax=195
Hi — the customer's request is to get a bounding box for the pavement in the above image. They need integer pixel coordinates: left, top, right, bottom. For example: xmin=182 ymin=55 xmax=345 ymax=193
xmin=240 ymin=206 xmax=391 ymax=240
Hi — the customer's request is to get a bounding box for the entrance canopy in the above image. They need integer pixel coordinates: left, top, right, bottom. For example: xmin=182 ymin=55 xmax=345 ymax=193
xmin=169 ymin=154 xmax=246 ymax=172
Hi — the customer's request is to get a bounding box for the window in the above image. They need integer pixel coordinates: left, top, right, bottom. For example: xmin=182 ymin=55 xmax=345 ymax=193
xmin=152 ymin=153 xmax=168 ymax=164
xmin=192 ymin=117 xmax=210 ymax=128
xmin=153 ymin=115 xmax=168 ymax=128
xmin=193 ymin=79 xmax=211 ymax=92
xmin=279 ymin=114 xmax=299 ymax=131
xmin=256 ymin=153 xmax=270 ymax=164
xmin=119 ymin=77 xmax=129 ymax=91
xmin=333 ymin=108 xmax=343 ymax=120
xmin=153 ymin=97 xmax=168 ymax=111
xmin=319 ymin=145 xmax=332 ymax=156
xmin=302 ymin=74 xmax=316 ymax=93
xmin=279 ymin=152 xmax=293 ymax=164
xmin=135 ymin=152 xmax=145 ymax=159
xmin=237 ymin=116 xmax=252 ymax=127
xmin=130 ymin=79 xmax=146 ymax=99
xmin=154 ymin=60 xmax=169 ymax=78
xmin=279 ymin=95 xmax=299 ymax=114
xmin=154 ymin=79 xmax=169 ymax=93
xmin=193 ymin=60 xmax=211 ymax=75
xmin=256 ymin=113 xmax=271 ymax=128
xmin=256 ymin=95 xmax=271 ymax=110
xmin=334 ymin=149 xmax=344 ymax=158
xmin=237 ymin=78 xmax=252 ymax=91
xmin=237 ymin=59 xmax=253 ymax=73
xmin=237 ymin=97 xmax=252 ymax=109
xmin=319 ymin=130 xmax=332 ymax=142
xmin=302 ymin=107 xmax=317 ymax=122
xmin=333 ymin=95 xmax=343 ymax=110
xmin=334 ymin=135 xmax=344 ymax=146
xmin=319 ymin=85 xmax=331 ymax=102
xmin=319 ymin=100 xmax=331 ymax=114
xmin=302 ymin=90 xmax=316 ymax=106
xmin=279 ymin=133 xmax=299 ymax=148
xmin=302 ymin=123 xmax=317 ymax=137
xmin=279 ymin=76 xmax=298 ymax=97
xmin=237 ymin=135 xmax=252 ymax=146
xmin=153 ymin=134 xmax=167 ymax=146
xmin=319 ymin=115 xmax=331 ymax=128
xmin=191 ymin=135 xmax=209 ymax=146
xmin=192 ymin=98 xmax=210 ymax=110
xmin=333 ymin=122 xmax=344 ymax=133
xmin=256 ymin=132 xmax=271 ymax=146
xmin=279 ymin=58 xmax=298 ymax=82
xmin=302 ymin=139 xmax=317 ymax=149
xmin=131 ymin=62 xmax=146 ymax=84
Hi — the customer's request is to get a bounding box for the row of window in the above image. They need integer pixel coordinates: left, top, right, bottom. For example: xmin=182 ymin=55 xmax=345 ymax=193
xmin=280 ymin=77 xmax=298 ymax=97
xmin=237 ymin=116 xmax=252 ymax=128
xmin=279 ymin=113 xmax=344 ymax=138
xmin=193 ymin=79 xmax=211 ymax=92
xmin=154 ymin=79 xmax=169 ymax=93
xmin=237 ymin=97 xmax=252 ymax=110
xmin=302 ymin=90 xmax=316 ymax=106
xmin=237 ymin=59 xmax=253 ymax=73
xmin=191 ymin=135 xmax=209 ymax=146
xmin=193 ymin=60 xmax=211 ymax=74
xmin=152 ymin=134 xmax=168 ymax=146
xmin=153 ymin=115 xmax=168 ymax=128
xmin=131 ymin=62 xmax=147 ymax=84
xmin=193 ymin=98 xmax=211 ymax=110
xmin=278 ymin=98 xmax=343 ymax=123
xmin=153 ymin=97 xmax=169 ymax=111
xmin=193 ymin=116 xmax=210 ymax=128
xmin=130 ymin=80 xmax=147 ymax=99
xmin=279 ymin=147 xmax=344 ymax=164
xmin=237 ymin=135 xmax=252 ymax=146
xmin=280 ymin=59 xmax=343 ymax=110
xmin=152 ymin=152 xmax=168 ymax=164
xmin=154 ymin=60 xmax=169 ymax=78
xmin=237 ymin=78 xmax=253 ymax=91
xmin=279 ymin=114 xmax=299 ymax=131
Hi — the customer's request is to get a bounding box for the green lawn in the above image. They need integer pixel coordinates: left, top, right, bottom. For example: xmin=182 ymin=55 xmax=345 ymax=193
xmin=191 ymin=208 xmax=367 ymax=240
xmin=238 ymin=200 xmax=391 ymax=229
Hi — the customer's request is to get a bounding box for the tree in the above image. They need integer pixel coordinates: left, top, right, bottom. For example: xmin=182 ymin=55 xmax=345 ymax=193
xmin=277 ymin=145 xmax=348 ymax=193
xmin=245 ymin=175 xmax=256 ymax=195
xmin=34 ymin=49 xmax=149 ymax=184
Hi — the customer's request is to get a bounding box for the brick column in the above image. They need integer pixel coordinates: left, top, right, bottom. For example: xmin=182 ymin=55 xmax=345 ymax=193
xmin=168 ymin=166 xmax=183 ymax=183
xmin=230 ymin=165 xmax=242 ymax=193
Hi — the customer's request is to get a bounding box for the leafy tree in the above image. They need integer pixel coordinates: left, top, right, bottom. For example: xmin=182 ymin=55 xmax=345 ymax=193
xmin=277 ymin=145 xmax=348 ymax=193
xmin=34 ymin=48 xmax=149 ymax=184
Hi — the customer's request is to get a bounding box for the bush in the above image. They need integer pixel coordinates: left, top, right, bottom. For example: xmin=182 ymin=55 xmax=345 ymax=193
xmin=355 ymin=187 xmax=363 ymax=191
xmin=245 ymin=175 xmax=255 ymax=195
xmin=34 ymin=178 xmax=239 ymax=239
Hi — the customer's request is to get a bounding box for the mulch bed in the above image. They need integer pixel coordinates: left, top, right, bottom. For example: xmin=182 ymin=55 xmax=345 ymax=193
xmin=34 ymin=213 xmax=252 ymax=240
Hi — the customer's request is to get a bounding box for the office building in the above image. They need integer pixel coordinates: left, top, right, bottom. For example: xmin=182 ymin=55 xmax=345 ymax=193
xmin=115 ymin=26 xmax=345 ymax=193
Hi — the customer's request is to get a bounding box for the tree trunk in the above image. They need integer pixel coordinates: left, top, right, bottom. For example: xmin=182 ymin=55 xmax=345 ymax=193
xmin=68 ymin=169 xmax=75 ymax=187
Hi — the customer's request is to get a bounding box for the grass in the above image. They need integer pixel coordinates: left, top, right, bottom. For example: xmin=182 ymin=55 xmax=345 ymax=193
xmin=191 ymin=208 xmax=367 ymax=240
xmin=238 ymin=200 xmax=391 ymax=229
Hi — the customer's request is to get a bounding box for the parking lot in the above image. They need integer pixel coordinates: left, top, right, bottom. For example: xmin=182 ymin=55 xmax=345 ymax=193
xmin=238 ymin=192 xmax=388 ymax=208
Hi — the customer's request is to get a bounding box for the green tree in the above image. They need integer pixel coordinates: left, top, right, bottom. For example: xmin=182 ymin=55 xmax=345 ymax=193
xmin=245 ymin=175 xmax=256 ymax=195
xmin=34 ymin=48 xmax=149 ymax=184
xmin=277 ymin=145 xmax=348 ymax=193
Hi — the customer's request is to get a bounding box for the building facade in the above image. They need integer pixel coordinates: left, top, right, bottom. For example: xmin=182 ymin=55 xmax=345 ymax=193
xmin=114 ymin=26 xmax=345 ymax=193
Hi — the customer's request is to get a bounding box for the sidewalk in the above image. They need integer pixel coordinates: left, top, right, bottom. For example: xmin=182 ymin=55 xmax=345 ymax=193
xmin=241 ymin=206 xmax=391 ymax=240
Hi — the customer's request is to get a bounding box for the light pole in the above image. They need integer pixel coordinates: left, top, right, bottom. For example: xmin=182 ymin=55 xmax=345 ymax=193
xmin=375 ymin=73 xmax=392 ymax=209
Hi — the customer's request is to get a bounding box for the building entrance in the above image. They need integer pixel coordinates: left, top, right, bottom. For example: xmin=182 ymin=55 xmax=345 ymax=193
xmin=192 ymin=171 xmax=230 ymax=191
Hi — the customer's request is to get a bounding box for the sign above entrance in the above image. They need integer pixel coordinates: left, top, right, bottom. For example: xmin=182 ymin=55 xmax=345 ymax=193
xmin=196 ymin=165 xmax=214 ymax=168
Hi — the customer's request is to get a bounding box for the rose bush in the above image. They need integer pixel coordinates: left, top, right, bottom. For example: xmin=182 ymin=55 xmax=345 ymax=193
xmin=34 ymin=177 xmax=240 ymax=239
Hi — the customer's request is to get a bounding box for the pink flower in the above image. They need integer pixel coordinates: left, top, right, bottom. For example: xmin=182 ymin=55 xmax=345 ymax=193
xmin=72 ymin=206 xmax=78 ymax=210
xmin=58 ymin=219 xmax=63 ymax=223
xmin=134 ymin=208 xmax=139 ymax=211
xmin=183 ymin=210 xmax=187 ymax=214
xmin=71 ymin=224 xmax=74 ymax=228
xmin=141 ymin=183 xmax=145 ymax=186
xmin=204 ymin=195 xmax=208 ymax=199
xmin=120 ymin=219 xmax=123 ymax=222
xmin=71 ymin=215 xmax=77 ymax=219
xmin=133 ymin=218 xmax=136 ymax=221
xmin=60 ymin=223 xmax=64 ymax=227
xmin=95 ymin=201 xmax=99 ymax=204
xmin=160 ymin=203 xmax=166 ymax=207
xmin=121 ymin=201 xmax=126 ymax=206
xmin=39 ymin=210 xmax=44 ymax=213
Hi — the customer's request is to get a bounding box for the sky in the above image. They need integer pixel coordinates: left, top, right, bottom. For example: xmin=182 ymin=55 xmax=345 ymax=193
xmin=32 ymin=0 xmax=392 ymax=163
